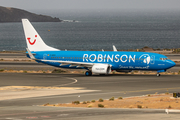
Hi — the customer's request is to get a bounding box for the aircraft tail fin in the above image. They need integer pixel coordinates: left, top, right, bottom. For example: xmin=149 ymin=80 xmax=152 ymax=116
xmin=22 ymin=19 xmax=58 ymax=51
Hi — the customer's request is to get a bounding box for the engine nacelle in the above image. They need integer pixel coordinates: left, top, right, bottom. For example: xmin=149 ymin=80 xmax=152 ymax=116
xmin=92 ymin=64 xmax=111 ymax=74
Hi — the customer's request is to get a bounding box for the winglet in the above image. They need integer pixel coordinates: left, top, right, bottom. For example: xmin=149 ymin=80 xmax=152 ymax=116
xmin=113 ymin=45 xmax=117 ymax=52
xmin=26 ymin=48 xmax=36 ymax=60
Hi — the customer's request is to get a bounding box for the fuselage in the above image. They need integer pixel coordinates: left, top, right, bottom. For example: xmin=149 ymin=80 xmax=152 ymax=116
xmin=27 ymin=51 xmax=176 ymax=72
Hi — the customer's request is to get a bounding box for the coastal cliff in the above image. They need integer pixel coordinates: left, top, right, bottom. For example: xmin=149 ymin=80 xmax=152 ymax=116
xmin=0 ymin=6 xmax=62 ymax=22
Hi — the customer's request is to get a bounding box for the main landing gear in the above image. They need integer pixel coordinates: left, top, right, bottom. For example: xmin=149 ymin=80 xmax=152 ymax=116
xmin=85 ymin=70 xmax=92 ymax=76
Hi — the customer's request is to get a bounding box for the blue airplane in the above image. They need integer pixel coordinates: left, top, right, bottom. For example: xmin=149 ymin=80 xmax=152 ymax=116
xmin=22 ymin=19 xmax=176 ymax=76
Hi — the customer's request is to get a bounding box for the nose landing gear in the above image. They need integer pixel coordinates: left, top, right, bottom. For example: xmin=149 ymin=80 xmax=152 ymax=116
xmin=157 ymin=73 xmax=161 ymax=77
xmin=85 ymin=70 xmax=92 ymax=76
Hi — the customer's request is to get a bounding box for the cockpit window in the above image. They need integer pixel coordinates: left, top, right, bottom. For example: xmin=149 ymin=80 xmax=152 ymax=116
xmin=160 ymin=58 xmax=168 ymax=60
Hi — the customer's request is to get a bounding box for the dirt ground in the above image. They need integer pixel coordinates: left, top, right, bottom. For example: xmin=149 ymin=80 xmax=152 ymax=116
xmin=44 ymin=94 xmax=180 ymax=109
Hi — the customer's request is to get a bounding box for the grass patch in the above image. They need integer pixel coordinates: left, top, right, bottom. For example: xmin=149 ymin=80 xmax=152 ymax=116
xmin=118 ymin=97 xmax=123 ymax=99
xmin=98 ymin=104 xmax=104 ymax=108
xmin=52 ymin=69 xmax=66 ymax=73
xmin=0 ymin=69 xmax=4 ymax=72
xmin=109 ymin=97 xmax=114 ymax=101
xmin=82 ymin=101 xmax=87 ymax=104
xmin=98 ymin=98 xmax=104 ymax=102
xmin=137 ymin=105 xmax=142 ymax=108
xmin=72 ymin=101 xmax=80 ymax=105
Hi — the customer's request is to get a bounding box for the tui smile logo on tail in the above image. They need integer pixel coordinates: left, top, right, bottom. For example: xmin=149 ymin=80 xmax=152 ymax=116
xmin=27 ymin=35 xmax=37 ymax=45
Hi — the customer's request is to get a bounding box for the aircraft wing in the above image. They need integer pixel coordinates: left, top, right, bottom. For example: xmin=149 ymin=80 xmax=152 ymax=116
xmin=113 ymin=45 xmax=117 ymax=52
xmin=41 ymin=59 xmax=94 ymax=68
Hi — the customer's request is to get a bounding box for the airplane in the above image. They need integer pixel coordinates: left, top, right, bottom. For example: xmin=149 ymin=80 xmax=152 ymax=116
xmin=113 ymin=45 xmax=117 ymax=52
xmin=22 ymin=19 xmax=176 ymax=76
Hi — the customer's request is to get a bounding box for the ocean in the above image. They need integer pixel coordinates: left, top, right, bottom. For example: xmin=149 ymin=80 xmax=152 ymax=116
xmin=0 ymin=10 xmax=180 ymax=51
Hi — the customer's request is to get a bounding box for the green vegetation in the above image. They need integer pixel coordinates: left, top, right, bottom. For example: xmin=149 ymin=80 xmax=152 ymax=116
xmin=118 ymin=97 xmax=123 ymax=99
xmin=0 ymin=69 xmax=4 ymax=72
xmin=98 ymin=98 xmax=104 ymax=102
xmin=109 ymin=97 xmax=114 ymax=101
xmin=72 ymin=101 xmax=80 ymax=105
xmin=137 ymin=105 xmax=142 ymax=108
xmin=23 ymin=70 xmax=27 ymax=73
xmin=98 ymin=104 xmax=104 ymax=108
xmin=87 ymin=101 xmax=90 ymax=103
xmin=82 ymin=101 xmax=87 ymax=104
xmin=91 ymin=100 xmax=95 ymax=103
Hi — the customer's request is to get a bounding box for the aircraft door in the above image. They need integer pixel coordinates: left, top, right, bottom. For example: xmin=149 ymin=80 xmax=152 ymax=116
xmin=150 ymin=55 xmax=155 ymax=64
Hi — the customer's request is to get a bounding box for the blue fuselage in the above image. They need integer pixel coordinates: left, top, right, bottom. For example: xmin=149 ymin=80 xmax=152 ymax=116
xmin=27 ymin=51 xmax=175 ymax=72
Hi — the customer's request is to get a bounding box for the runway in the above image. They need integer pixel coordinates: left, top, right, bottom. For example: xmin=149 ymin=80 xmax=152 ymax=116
xmin=0 ymin=73 xmax=180 ymax=119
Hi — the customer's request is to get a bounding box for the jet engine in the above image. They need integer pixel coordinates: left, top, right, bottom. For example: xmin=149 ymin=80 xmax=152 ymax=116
xmin=92 ymin=64 xmax=111 ymax=74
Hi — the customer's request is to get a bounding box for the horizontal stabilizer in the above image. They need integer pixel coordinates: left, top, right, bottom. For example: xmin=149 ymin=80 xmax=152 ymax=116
xmin=26 ymin=48 xmax=36 ymax=60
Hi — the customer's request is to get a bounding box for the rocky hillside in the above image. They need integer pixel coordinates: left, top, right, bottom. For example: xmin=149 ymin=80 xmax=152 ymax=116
xmin=0 ymin=6 xmax=62 ymax=22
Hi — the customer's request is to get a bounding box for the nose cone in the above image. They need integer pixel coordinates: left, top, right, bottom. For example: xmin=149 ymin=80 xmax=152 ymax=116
xmin=167 ymin=60 xmax=176 ymax=68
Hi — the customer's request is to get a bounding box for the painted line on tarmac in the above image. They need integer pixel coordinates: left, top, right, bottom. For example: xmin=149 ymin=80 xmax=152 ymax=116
xmin=53 ymin=78 xmax=78 ymax=87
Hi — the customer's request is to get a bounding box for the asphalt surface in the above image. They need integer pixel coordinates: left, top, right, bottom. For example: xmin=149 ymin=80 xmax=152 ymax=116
xmin=0 ymin=53 xmax=180 ymax=119
xmin=0 ymin=73 xmax=180 ymax=120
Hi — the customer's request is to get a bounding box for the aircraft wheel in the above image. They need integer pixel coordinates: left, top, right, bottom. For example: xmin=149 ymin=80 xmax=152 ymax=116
xmin=156 ymin=73 xmax=161 ymax=77
xmin=85 ymin=71 xmax=92 ymax=76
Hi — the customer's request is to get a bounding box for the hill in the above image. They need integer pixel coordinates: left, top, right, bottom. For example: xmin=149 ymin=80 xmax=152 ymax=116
xmin=0 ymin=6 xmax=62 ymax=22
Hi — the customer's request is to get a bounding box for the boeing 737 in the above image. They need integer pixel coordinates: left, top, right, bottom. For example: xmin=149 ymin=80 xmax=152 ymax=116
xmin=22 ymin=19 xmax=176 ymax=76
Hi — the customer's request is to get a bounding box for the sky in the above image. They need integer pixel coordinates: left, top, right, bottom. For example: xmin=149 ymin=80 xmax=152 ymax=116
xmin=1 ymin=0 xmax=180 ymax=12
